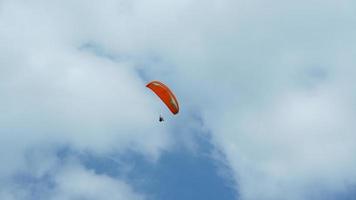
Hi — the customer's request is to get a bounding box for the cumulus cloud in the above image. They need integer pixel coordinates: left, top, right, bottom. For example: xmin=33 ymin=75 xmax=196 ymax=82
xmin=1 ymin=0 xmax=356 ymax=199
xmin=51 ymin=162 xmax=144 ymax=200
xmin=0 ymin=0 xmax=170 ymax=198
xmin=0 ymin=157 xmax=143 ymax=200
xmin=107 ymin=0 xmax=356 ymax=199
xmin=171 ymin=1 xmax=356 ymax=199
xmin=209 ymin=87 xmax=356 ymax=200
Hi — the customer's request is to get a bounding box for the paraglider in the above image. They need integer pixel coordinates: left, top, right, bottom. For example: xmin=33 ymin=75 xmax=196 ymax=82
xmin=146 ymin=80 xmax=179 ymax=122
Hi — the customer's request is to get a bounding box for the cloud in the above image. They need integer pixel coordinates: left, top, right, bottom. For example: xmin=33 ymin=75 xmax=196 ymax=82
xmin=164 ymin=1 xmax=356 ymax=199
xmin=1 ymin=0 xmax=356 ymax=199
xmin=51 ymin=162 xmax=144 ymax=200
xmin=107 ymin=0 xmax=356 ymax=199
xmin=0 ymin=0 xmax=170 ymax=198
xmin=208 ymin=87 xmax=356 ymax=200
xmin=0 ymin=157 xmax=144 ymax=200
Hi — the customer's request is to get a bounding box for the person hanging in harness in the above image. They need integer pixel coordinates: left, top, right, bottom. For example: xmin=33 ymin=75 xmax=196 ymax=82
xmin=159 ymin=114 xmax=164 ymax=122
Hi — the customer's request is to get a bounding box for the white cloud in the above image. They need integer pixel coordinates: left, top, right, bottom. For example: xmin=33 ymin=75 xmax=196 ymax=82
xmin=0 ymin=158 xmax=144 ymax=200
xmin=207 ymin=87 xmax=356 ymax=200
xmin=1 ymin=0 xmax=356 ymax=199
xmin=51 ymin=162 xmax=144 ymax=200
xmin=0 ymin=0 xmax=170 ymax=198
xmin=109 ymin=0 xmax=356 ymax=199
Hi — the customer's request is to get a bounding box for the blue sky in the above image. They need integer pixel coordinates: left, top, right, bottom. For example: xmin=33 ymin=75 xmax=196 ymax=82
xmin=80 ymin=136 xmax=236 ymax=200
xmin=1 ymin=0 xmax=356 ymax=199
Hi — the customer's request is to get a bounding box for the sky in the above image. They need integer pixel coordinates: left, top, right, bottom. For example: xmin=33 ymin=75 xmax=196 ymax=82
xmin=0 ymin=0 xmax=356 ymax=199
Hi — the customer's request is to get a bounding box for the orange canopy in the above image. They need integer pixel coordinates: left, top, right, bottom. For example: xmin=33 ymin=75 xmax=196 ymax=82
xmin=146 ymin=81 xmax=179 ymax=115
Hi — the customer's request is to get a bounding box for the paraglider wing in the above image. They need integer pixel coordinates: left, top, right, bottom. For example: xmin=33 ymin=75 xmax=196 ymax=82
xmin=146 ymin=81 xmax=179 ymax=115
